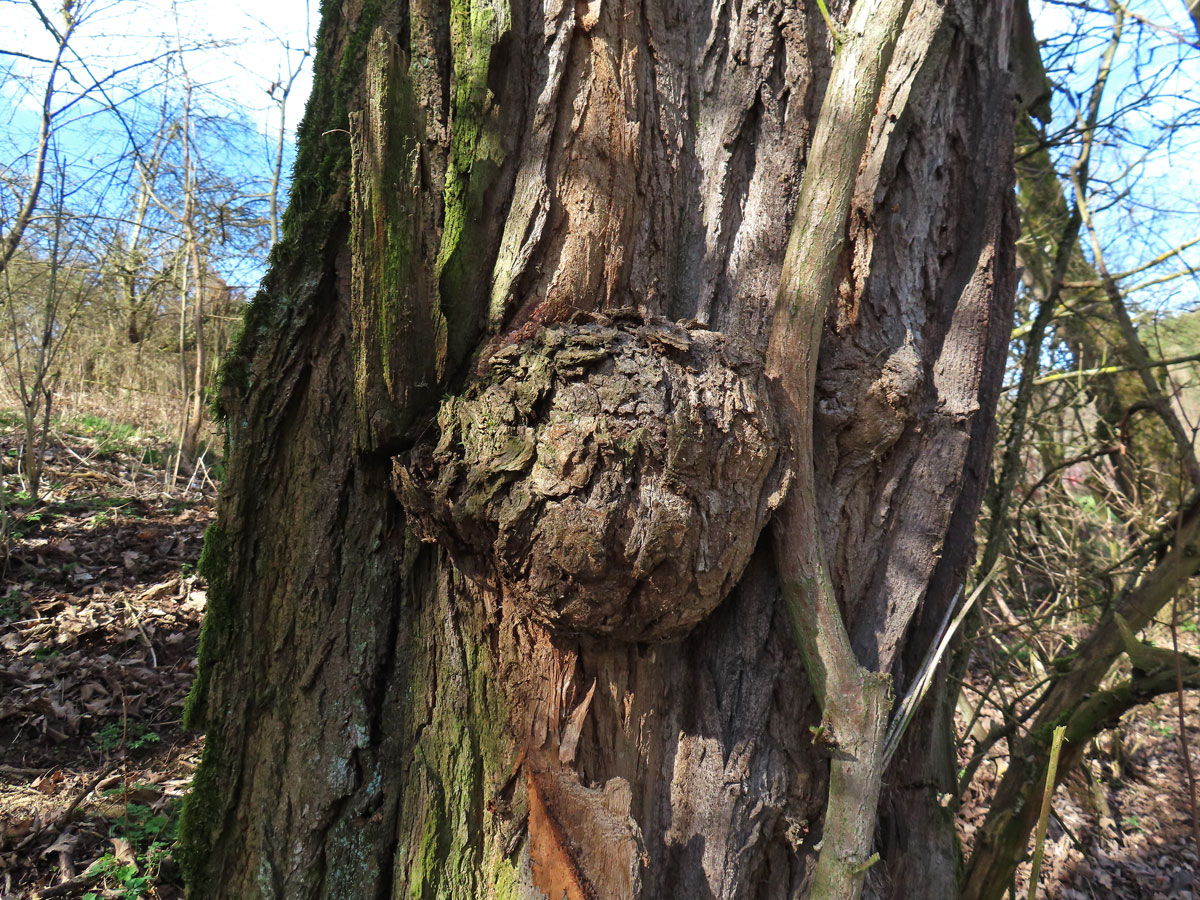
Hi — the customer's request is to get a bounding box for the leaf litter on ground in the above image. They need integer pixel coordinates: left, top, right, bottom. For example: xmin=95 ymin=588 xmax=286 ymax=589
xmin=0 ymin=420 xmax=212 ymax=899
xmin=957 ymin=629 xmax=1200 ymax=899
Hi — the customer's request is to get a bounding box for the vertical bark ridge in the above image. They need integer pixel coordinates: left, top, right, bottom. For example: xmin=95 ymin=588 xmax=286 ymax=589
xmin=816 ymin=0 xmax=1019 ymax=671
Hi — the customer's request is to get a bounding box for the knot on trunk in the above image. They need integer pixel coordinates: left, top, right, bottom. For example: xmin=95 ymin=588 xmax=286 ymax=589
xmin=394 ymin=312 xmax=781 ymax=641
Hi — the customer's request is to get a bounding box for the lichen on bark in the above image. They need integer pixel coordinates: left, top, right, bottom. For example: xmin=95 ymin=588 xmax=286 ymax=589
xmin=396 ymin=311 xmax=782 ymax=641
xmin=349 ymin=29 xmax=448 ymax=452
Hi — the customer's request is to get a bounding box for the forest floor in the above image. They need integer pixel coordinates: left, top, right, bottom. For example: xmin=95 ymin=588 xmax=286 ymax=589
xmin=959 ymin=666 xmax=1200 ymax=899
xmin=0 ymin=417 xmax=1196 ymax=898
xmin=0 ymin=416 xmax=212 ymax=900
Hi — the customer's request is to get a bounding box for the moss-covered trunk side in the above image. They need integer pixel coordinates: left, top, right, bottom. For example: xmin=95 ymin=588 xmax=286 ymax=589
xmin=179 ymin=1 xmax=521 ymax=896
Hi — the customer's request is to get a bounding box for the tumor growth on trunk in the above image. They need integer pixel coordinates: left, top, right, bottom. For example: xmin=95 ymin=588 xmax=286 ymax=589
xmin=397 ymin=311 xmax=781 ymax=641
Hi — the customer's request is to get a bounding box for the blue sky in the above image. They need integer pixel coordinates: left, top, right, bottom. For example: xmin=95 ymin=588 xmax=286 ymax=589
xmin=2 ymin=0 xmax=1195 ymax=312
xmin=0 ymin=0 xmax=318 ymax=289
xmin=1032 ymin=0 xmax=1200 ymax=316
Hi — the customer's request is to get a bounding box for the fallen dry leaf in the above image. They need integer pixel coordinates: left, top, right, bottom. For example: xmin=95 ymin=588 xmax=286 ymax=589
xmin=110 ymin=836 xmax=136 ymax=868
xmin=32 ymin=772 xmax=63 ymax=795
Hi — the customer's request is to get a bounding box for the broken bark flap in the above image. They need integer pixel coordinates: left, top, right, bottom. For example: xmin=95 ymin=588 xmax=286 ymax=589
xmin=526 ymin=766 xmax=644 ymax=900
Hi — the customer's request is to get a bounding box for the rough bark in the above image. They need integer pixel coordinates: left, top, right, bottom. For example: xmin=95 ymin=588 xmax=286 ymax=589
xmin=179 ymin=0 xmax=1019 ymax=897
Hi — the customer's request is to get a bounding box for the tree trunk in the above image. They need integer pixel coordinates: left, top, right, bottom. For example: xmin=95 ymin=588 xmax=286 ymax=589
xmin=180 ymin=86 xmax=207 ymax=464
xmin=179 ymin=0 xmax=1019 ymax=897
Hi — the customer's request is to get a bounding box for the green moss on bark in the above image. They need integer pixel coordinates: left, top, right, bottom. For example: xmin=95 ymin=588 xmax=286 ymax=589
xmin=349 ymin=30 xmax=434 ymax=450
xmin=175 ymin=726 xmax=228 ymax=889
xmin=181 ymin=523 xmax=234 ymax=731
xmin=176 ymin=524 xmax=239 ymax=893
xmin=185 ymin=0 xmax=521 ymax=893
xmin=215 ymin=0 xmax=390 ymax=420
xmin=437 ymin=0 xmax=508 ymax=371
xmin=382 ymin=561 xmax=521 ymax=900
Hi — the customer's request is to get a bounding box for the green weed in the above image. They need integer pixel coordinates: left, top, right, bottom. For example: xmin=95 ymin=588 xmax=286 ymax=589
xmin=66 ymin=415 xmax=147 ymax=455
xmin=82 ymin=854 xmax=154 ymax=900
xmin=94 ymin=721 xmax=161 ymax=753
xmin=88 ymin=510 xmax=114 ymax=528
xmin=83 ymin=794 xmax=182 ymax=900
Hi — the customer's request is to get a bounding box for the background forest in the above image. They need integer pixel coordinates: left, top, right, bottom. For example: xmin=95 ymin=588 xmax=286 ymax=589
xmin=0 ymin=0 xmax=1198 ymax=898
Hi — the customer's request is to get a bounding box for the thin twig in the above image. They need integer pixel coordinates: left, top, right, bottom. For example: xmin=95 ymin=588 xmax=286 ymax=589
xmin=198 ymin=454 xmax=217 ymax=492
xmin=18 ymin=762 xmax=119 ymax=854
xmin=48 ymin=762 xmax=119 ymax=830
xmin=121 ymin=596 xmax=158 ymax=668
xmin=49 ymin=430 xmax=96 ymax=467
xmin=1027 ymin=725 xmax=1067 ymax=900
xmin=884 ymin=564 xmax=1002 ymax=766
xmin=30 ymin=862 xmax=104 ymax=899
xmin=0 ymin=764 xmax=48 ymax=777
xmin=1032 ymin=351 xmax=1200 ymax=386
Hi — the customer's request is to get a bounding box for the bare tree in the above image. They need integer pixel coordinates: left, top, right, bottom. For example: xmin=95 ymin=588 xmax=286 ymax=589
xmin=1 ymin=152 xmax=105 ymax=501
xmin=255 ymin=7 xmax=314 ymax=250
xmin=0 ymin=0 xmax=79 ymax=276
